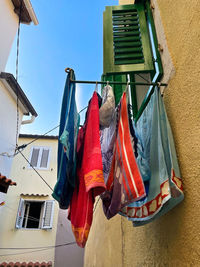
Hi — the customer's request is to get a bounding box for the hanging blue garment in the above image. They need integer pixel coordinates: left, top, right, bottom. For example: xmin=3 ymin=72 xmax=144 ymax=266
xmin=119 ymin=87 xmax=184 ymax=224
xmin=52 ymin=71 xmax=80 ymax=209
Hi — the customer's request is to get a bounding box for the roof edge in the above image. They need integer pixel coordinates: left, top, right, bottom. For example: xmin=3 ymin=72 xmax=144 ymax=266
xmin=11 ymin=0 xmax=39 ymax=25
xmin=0 ymin=72 xmax=38 ymax=117
xmin=19 ymin=134 xmax=58 ymax=140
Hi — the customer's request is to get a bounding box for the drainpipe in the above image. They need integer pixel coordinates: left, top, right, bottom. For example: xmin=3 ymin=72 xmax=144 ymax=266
xmin=21 ymin=115 xmax=36 ymax=125
xmin=23 ymin=0 xmax=39 ymax=25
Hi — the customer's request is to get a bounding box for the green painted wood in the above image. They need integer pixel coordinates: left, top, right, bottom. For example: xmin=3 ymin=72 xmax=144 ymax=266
xmin=103 ymin=3 xmax=155 ymax=75
xmin=130 ymin=74 xmax=138 ymax=118
xmin=113 ymin=17 xmax=139 ymax=21
xmin=113 ymin=31 xmax=140 ymax=36
xmin=114 ymin=41 xmax=141 ymax=48
xmin=145 ymin=1 xmax=163 ymax=80
xmin=114 ymin=59 xmax=144 ymax=65
xmin=115 ymin=54 xmax=143 ymax=60
xmin=115 ymin=47 xmax=143 ymax=53
xmin=113 ymin=26 xmax=140 ymax=31
xmin=113 ymin=21 xmax=138 ymax=25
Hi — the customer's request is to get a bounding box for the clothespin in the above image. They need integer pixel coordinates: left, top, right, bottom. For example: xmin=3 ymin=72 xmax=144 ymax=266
xmin=95 ymin=81 xmax=98 ymax=93
xmin=157 ymin=82 xmax=164 ymax=97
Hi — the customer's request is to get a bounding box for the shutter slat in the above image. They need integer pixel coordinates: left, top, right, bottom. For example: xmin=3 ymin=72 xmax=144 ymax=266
xmin=114 ymin=53 xmax=144 ymax=60
xmin=115 ymin=59 xmax=144 ymax=65
xmin=114 ymin=41 xmax=141 ymax=48
xmin=113 ymin=25 xmax=140 ymax=31
xmin=115 ymin=47 xmax=143 ymax=53
xmin=113 ymin=31 xmax=141 ymax=37
xmin=113 ymin=16 xmax=138 ymax=21
xmin=113 ymin=21 xmax=139 ymax=26
xmin=113 ymin=11 xmax=138 ymax=16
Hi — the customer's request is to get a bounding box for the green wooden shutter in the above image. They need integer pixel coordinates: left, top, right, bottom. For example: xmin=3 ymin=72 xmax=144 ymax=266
xmin=103 ymin=4 xmax=155 ymax=75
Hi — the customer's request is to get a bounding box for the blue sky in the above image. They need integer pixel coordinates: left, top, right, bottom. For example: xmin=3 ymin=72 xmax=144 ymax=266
xmin=6 ymin=0 xmax=118 ymax=135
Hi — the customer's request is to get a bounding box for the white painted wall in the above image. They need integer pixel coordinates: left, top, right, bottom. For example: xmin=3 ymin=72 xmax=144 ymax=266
xmin=0 ymin=0 xmax=18 ymax=72
xmin=0 ymin=81 xmax=23 ymax=177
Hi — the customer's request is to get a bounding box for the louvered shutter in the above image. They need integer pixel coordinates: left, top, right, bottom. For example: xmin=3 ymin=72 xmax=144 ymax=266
xmin=30 ymin=148 xmax=40 ymax=167
xmin=15 ymin=198 xmax=25 ymax=229
xmin=40 ymin=149 xmax=50 ymax=168
xmin=103 ymin=4 xmax=155 ymax=75
xmin=41 ymin=200 xmax=54 ymax=229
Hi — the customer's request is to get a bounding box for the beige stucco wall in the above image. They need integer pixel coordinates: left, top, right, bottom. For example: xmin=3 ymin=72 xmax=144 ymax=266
xmin=84 ymin=1 xmax=200 ymax=266
xmin=0 ymin=137 xmax=59 ymax=265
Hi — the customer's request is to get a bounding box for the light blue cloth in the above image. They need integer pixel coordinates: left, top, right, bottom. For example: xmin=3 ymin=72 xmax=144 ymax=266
xmin=52 ymin=71 xmax=80 ymax=209
xmin=119 ymin=87 xmax=184 ymax=225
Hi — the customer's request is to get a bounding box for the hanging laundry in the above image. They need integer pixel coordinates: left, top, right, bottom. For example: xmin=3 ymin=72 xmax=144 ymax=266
xmin=101 ymin=92 xmax=146 ymax=220
xmin=120 ymin=87 xmax=184 ymax=225
xmin=100 ymin=84 xmax=116 ymax=184
xmin=100 ymin=107 xmax=118 ymax=185
xmin=52 ymin=71 xmax=80 ymax=209
xmin=69 ymin=91 xmax=106 ymax=248
xmin=99 ymin=85 xmax=115 ymax=129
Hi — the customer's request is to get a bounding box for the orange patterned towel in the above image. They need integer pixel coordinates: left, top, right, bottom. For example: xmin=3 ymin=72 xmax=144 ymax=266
xmin=69 ymin=92 xmax=106 ymax=247
xmin=102 ymin=92 xmax=146 ymax=219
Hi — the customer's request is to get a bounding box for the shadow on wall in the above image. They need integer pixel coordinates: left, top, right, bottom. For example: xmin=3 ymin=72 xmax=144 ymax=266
xmin=54 ymin=209 xmax=84 ymax=267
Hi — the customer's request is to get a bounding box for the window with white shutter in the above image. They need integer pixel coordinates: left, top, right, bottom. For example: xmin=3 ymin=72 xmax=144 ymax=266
xmin=29 ymin=146 xmax=51 ymax=170
xmin=41 ymin=200 xmax=55 ymax=229
xmin=15 ymin=199 xmax=54 ymax=230
xmin=15 ymin=198 xmax=25 ymax=229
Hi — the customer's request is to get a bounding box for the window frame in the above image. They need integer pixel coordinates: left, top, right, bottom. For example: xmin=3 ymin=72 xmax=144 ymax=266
xmin=15 ymin=198 xmax=55 ymax=230
xmin=28 ymin=146 xmax=51 ymax=170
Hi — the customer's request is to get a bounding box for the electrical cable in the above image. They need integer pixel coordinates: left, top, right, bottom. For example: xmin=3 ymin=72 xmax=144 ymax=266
xmin=4 ymin=204 xmax=40 ymax=222
xmin=0 ymin=241 xmax=76 ymax=250
xmin=19 ymin=125 xmax=60 ymax=149
xmin=135 ymin=73 xmax=151 ymax=83
xmin=18 ymin=150 xmax=54 ymax=192
xmin=15 ymin=0 xmax=23 ymax=151
xmin=0 ymin=242 xmax=77 ymax=257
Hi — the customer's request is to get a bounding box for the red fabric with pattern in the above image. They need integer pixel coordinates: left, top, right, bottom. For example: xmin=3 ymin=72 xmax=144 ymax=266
xmin=69 ymin=92 xmax=106 ymax=247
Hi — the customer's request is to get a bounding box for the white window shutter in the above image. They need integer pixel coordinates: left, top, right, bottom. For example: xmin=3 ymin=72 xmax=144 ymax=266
xmin=30 ymin=148 xmax=40 ymax=167
xmin=40 ymin=149 xmax=50 ymax=168
xmin=41 ymin=200 xmax=54 ymax=229
xmin=15 ymin=199 xmax=25 ymax=229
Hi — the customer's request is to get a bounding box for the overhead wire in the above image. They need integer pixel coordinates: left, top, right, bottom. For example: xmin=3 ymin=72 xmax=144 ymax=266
xmin=0 ymin=242 xmax=76 ymax=250
xmin=4 ymin=205 xmax=40 ymax=222
xmin=18 ymin=150 xmax=54 ymax=192
xmin=15 ymin=0 xmax=23 ymax=151
xmin=0 ymin=242 xmax=77 ymax=257
xmin=135 ymin=73 xmax=151 ymax=83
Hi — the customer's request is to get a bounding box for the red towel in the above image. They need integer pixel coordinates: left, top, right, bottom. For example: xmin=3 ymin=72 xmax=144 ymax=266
xmin=69 ymin=92 xmax=106 ymax=247
xmin=102 ymin=92 xmax=146 ymax=219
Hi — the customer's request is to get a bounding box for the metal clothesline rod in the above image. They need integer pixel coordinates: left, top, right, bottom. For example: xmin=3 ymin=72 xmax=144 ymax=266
xmin=69 ymin=79 xmax=168 ymax=87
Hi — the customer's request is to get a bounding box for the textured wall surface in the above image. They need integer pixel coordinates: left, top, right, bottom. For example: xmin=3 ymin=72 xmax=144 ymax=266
xmin=84 ymin=0 xmax=200 ymax=266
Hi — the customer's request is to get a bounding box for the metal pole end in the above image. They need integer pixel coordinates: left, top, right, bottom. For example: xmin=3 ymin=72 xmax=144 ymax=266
xmin=65 ymin=67 xmax=73 ymax=73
